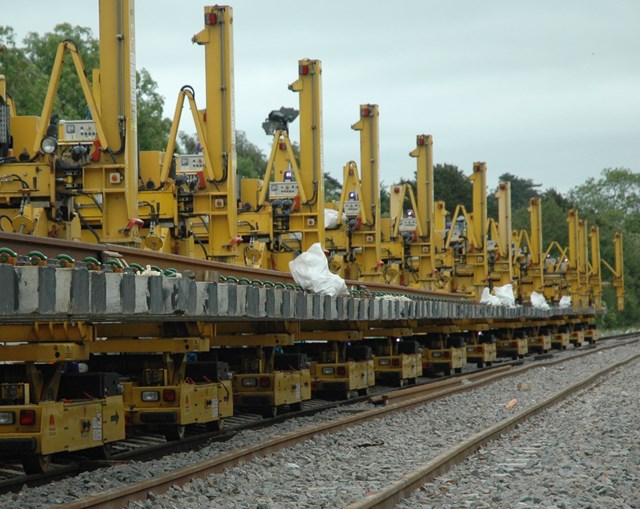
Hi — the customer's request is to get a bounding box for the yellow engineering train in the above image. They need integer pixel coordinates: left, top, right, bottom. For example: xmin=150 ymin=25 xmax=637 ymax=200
xmin=0 ymin=1 xmax=624 ymax=473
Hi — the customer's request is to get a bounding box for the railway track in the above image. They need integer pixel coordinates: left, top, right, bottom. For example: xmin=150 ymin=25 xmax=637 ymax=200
xmin=348 ymin=346 xmax=640 ymax=509
xmin=3 ymin=334 xmax=631 ymax=509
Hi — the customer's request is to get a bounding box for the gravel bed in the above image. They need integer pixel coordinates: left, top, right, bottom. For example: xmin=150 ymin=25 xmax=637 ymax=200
xmin=1 ymin=342 xmax=638 ymax=508
xmin=398 ymin=355 xmax=640 ymax=509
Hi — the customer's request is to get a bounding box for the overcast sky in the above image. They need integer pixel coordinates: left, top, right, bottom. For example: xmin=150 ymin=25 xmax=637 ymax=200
xmin=6 ymin=1 xmax=640 ymax=194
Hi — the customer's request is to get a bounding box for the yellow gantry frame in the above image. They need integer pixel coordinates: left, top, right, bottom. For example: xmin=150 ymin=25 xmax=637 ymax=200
xmin=487 ymin=181 xmax=513 ymax=288
xmin=443 ymin=162 xmax=487 ymax=297
xmin=288 ymin=58 xmax=325 ymax=248
xmin=512 ymin=197 xmax=544 ymax=302
xmin=189 ymin=5 xmax=238 ymax=260
xmin=601 ymin=232 xmax=625 ymax=311
xmin=589 ymin=226 xmax=602 ymax=309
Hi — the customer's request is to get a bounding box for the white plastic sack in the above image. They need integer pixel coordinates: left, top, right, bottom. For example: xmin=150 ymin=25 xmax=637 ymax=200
xmin=289 ymin=242 xmax=349 ymax=296
xmin=480 ymin=287 xmax=501 ymax=305
xmin=559 ymin=295 xmax=572 ymax=308
xmin=494 ymin=283 xmax=516 ymax=307
xmin=530 ymin=291 xmax=550 ymax=310
xmin=324 ymin=209 xmax=340 ymax=230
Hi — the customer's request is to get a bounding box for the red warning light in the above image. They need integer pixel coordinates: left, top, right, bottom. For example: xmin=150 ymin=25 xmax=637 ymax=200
xmin=417 ymin=135 xmax=425 ymax=146
xmin=205 ymin=12 xmax=218 ymax=25
xmin=299 ymin=64 xmax=310 ymax=76
xmin=361 ymin=107 xmax=370 ymax=117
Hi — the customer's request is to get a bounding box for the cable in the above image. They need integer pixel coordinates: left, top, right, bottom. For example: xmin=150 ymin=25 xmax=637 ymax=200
xmin=74 ymin=208 xmax=101 ymax=243
xmin=192 ymin=232 xmax=209 ymax=259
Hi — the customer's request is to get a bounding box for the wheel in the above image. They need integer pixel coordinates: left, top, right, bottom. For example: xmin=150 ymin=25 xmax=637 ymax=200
xmin=22 ymin=454 xmax=51 ymax=474
xmin=443 ymin=369 xmax=452 ymax=376
xmin=289 ymin=402 xmax=303 ymax=412
xmin=476 ymin=361 xmax=485 ymax=368
xmin=164 ymin=424 xmax=186 ymax=441
xmin=454 ymin=367 xmax=463 ymax=374
xmin=486 ymin=361 xmax=493 ymax=367
xmin=357 ymin=387 xmax=369 ymax=397
xmin=85 ymin=443 xmax=114 ymax=460
xmin=206 ymin=419 xmax=224 ymax=432
xmin=261 ymin=406 xmax=278 ymax=418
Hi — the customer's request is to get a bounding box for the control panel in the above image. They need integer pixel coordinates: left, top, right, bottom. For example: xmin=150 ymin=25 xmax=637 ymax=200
xmin=269 ymin=181 xmax=299 ymax=199
xmin=59 ymin=120 xmax=97 ymax=143
xmin=399 ymin=217 xmax=417 ymax=232
xmin=177 ymin=154 xmax=206 ymax=172
xmin=343 ymin=201 xmax=361 ymax=216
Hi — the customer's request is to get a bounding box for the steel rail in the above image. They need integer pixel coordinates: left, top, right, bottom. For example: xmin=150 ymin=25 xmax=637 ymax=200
xmin=55 ymin=337 xmax=638 ymax=509
xmin=0 ymin=231 xmax=476 ymax=300
xmin=346 ymin=350 xmax=640 ymax=509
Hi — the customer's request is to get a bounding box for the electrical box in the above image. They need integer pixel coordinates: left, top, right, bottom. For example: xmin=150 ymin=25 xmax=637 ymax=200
xmin=269 ymin=181 xmax=298 ymax=199
xmin=177 ymin=154 xmax=206 ymax=173
xmin=59 ymin=120 xmax=97 ymax=143
xmin=399 ymin=217 xmax=417 ymax=232
xmin=343 ymin=201 xmax=361 ymax=216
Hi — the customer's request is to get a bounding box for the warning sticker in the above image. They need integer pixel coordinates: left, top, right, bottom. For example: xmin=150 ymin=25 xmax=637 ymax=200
xmin=93 ymin=412 xmax=102 ymax=441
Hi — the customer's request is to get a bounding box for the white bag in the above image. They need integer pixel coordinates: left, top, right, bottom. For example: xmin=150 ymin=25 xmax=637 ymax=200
xmin=480 ymin=287 xmax=501 ymax=305
xmin=289 ymin=243 xmax=349 ymax=296
xmin=494 ymin=283 xmax=516 ymax=307
xmin=559 ymin=295 xmax=572 ymax=308
xmin=324 ymin=209 xmax=340 ymax=230
xmin=530 ymin=291 xmax=550 ymax=309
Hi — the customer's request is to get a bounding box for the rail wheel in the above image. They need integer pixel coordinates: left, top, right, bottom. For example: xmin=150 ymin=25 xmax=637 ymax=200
xmin=22 ymin=454 xmax=51 ymax=474
xmin=261 ymin=406 xmax=278 ymax=418
xmin=85 ymin=443 xmax=114 ymax=460
xmin=164 ymin=424 xmax=186 ymax=441
xmin=357 ymin=387 xmax=369 ymax=396
xmin=289 ymin=402 xmax=303 ymax=412
xmin=206 ymin=419 xmax=224 ymax=432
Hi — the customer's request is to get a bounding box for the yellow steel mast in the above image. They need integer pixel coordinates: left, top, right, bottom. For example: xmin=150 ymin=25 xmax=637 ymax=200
xmin=190 ymin=6 xmax=237 ymax=261
xmin=96 ymin=0 xmax=139 ymax=241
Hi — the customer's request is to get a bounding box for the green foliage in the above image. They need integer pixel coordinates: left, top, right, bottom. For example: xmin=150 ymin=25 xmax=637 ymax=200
xmin=236 ymin=130 xmax=267 ymax=179
xmin=488 ymin=172 xmax=542 ymax=220
xmin=540 ymin=188 xmax=571 ymax=250
xmin=379 ymin=184 xmax=390 ymax=217
xmin=177 ymin=131 xmax=198 ymax=154
xmin=324 ymin=173 xmax=341 ymax=203
xmin=434 ymin=163 xmax=472 ymax=211
xmin=137 ymin=68 xmax=171 ymax=151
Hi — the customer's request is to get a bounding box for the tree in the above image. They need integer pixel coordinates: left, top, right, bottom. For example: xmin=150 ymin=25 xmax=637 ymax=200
xmin=137 ymin=68 xmax=171 ymax=151
xmin=236 ymin=130 xmax=267 ymax=179
xmin=488 ymin=172 xmax=542 ymax=220
xmin=434 ymin=163 xmax=472 ymax=212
